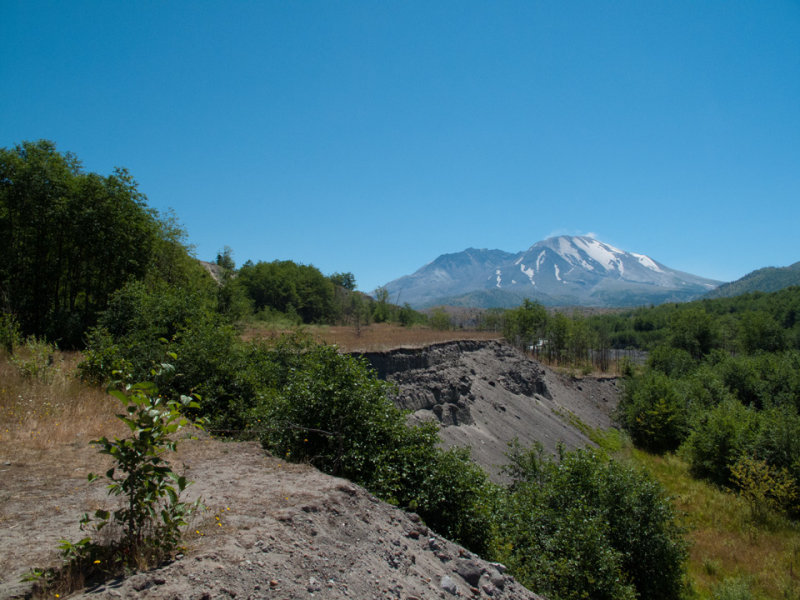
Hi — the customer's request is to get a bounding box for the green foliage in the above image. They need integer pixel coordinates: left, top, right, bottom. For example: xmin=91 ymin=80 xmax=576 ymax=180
xmin=503 ymin=299 xmax=547 ymax=350
xmin=491 ymin=444 xmax=687 ymax=600
xmin=0 ymin=140 xmax=202 ymax=347
xmin=684 ymin=399 xmax=758 ymax=485
xmin=398 ymin=302 xmax=421 ymax=327
xmin=29 ymin=373 xmax=202 ymax=596
xmin=372 ymin=287 xmax=393 ymax=323
xmin=253 ymin=339 xmax=494 ymax=552
xmin=428 ymin=307 xmax=453 ymax=330
xmin=215 ymin=246 xmax=236 ymax=271
xmin=237 ymin=259 xmax=335 ymax=324
xmin=738 ymin=310 xmax=786 ymax=353
xmin=85 ymin=376 xmax=203 ymax=557
xmin=329 ymin=271 xmax=356 ymax=291
xmin=0 ymin=312 xmax=22 ymax=354
xmin=10 ymin=336 xmax=59 ymax=383
xmin=712 ymin=577 xmax=754 ymax=600
xmin=78 ymin=327 xmax=133 ymax=386
xmin=257 ymin=345 xmax=400 ymax=476
xmin=730 ymin=455 xmax=798 ymax=522
xmin=669 ymin=307 xmax=717 ymax=359
xmin=648 ymin=344 xmax=696 ymax=377
xmin=80 ymin=280 xmax=214 ymax=381
xmin=617 ymin=371 xmax=688 ymax=453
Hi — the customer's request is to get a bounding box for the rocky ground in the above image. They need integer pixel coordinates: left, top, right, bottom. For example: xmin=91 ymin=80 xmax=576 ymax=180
xmin=2 ymin=340 xmax=618 ymax=600
xmin=1 ymin=439 xmax=542 ymax=600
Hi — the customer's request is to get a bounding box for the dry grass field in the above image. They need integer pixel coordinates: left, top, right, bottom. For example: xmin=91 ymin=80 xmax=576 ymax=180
xmin=241 ymin=322 xmax=503 ymax=353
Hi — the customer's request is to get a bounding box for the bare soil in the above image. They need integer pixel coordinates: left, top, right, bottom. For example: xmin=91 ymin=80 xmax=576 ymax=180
xmin=1 ymin=437 xmax=541 ymax=600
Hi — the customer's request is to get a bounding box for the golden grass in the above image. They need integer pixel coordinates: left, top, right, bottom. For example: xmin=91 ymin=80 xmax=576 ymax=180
xmin=0 ymin=350 xmax=123 ymax=453
xmin=629 ymin=449 xmax=800 ymax=599
xmin=241 ymin=322 xmax=503 ymax=353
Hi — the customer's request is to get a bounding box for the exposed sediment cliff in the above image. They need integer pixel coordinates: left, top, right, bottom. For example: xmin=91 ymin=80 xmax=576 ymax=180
xmin=358 ymin=340 xmax=619 ymax=480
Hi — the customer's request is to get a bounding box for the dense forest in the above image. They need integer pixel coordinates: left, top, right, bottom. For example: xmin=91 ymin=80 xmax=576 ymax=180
xmin=13 ymin=139 xmax=800 ymax=599
xmin=501 ymin=288 xmax=800 ymax=521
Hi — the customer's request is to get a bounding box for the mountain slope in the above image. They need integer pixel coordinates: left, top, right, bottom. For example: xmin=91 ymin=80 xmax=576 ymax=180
xmin=704 ymin=261 xmax=800 ymax=299
xmin=382 ymin=236 xmax=721 ymax=308
xmin=384 ymin=248 xmax=516 ymax=306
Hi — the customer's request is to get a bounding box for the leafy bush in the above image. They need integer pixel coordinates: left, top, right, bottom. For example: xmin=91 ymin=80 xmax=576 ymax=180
xmin=428 ymin=307 xmax=453 ymax=331
xmin=10 ymin=336 xmax=59 ymax=383
xmin=647 ymin=344 xmax=696 ymax=378
xmin=29 ymin=373 xmax=202 ymax=596
xmin=253 ymin=339 xmax=495 ymax=553
xmin=257 ymin=344 xmax=401 ymax=478
xmin=617 ymin=371 xmax=689 ymax=453
xmin=730 ymin=454 xmax=798 ymax=521
xmin=491 ymin=445 xmax=687 ymax=600
xmin=712 ymin=577 xmax=754 ymax=600
xmin=84 ymin=377 xmax=203 ymax=558
xmin=684 ymin=399 xmax=758 ymax=485
xmin=0 ymin=312 xmax=22 ymax=354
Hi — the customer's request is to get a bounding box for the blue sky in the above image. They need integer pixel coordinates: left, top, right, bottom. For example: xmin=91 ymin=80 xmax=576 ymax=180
xmin=2 ymin=1 xmax=799 ymax=293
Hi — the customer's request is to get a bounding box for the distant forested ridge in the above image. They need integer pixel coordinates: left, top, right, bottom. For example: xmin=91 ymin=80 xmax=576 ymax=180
xmin=704 ymin=261 xmax=800 ymax=299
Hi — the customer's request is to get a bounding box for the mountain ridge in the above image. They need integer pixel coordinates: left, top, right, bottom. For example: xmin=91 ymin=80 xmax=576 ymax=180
xmin=381 ymin=235 xmax=722 ymax=308
xmin=704 ymin=261 xmax=800 ymax=299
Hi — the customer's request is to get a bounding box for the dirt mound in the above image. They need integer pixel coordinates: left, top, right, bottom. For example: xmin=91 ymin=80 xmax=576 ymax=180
xmin=359 ymin=340 xmax=619 ymax=481
xmin=1 ymin=439 xmax=542 ymax=600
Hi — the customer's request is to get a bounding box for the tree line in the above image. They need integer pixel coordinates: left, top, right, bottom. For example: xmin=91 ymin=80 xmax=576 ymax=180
xmin=0 ymin=140 xmax=211 ymax=347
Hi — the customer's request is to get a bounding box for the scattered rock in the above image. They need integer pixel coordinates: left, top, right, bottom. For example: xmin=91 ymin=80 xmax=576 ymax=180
xmin=455 ymin=559 xmax=484 ymax=586
xmin=440 ymin=575 xmax=458 ymax=595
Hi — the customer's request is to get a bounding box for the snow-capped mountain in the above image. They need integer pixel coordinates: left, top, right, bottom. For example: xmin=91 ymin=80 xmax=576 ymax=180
xmin=380 ymin=236 xmax=722 ymax=308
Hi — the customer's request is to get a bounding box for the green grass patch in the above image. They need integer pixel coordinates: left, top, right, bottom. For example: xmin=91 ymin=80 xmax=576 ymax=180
xmin=626 ymin=449 xmax=800 ymax=599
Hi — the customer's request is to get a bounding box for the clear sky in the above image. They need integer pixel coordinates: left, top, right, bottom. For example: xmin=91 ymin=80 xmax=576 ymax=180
xmin=2 ymin=1 xmax=799 ymax=293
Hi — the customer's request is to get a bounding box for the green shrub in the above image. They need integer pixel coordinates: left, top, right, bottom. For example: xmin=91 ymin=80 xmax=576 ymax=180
xmin=617 ymin=371 xmax=689 ymax=453
xmin=28 ymin=373 xmax=202 ymax=596
xmin=78 ymin=327 xmax=132 ymax=386
xmin=491 ymin=445 xmax=687 ymax=600
xmin=253 ymin=339 xmax=494 ymax=553
xmin=84 ymin=377 xmax=203 ymax=558
xmin=10 ymin=336 xmax=59 ymax=383
xmin=730 ymin=454 xmax=798 ymax=521
xmin=648 ymin=344 xmax=696 ymax=378
xmin=0 ymin=312 xmax=22 ymax=354
xmin=683 ymin=399 xmax=758 ymax=485
xmin=712 ymin=577 xmax=754 ymax=600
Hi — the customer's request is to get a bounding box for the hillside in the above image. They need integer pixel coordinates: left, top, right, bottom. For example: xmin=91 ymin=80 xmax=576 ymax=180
xmin=704 ymin=261 xmax=800 ymax=298
xmin=0 ymin=438 xmax=542 ymax=600
xmin=0 ymin=341 xmax=616 ymax=600
xmin=360 ymin=340 xmax=618 ymax=480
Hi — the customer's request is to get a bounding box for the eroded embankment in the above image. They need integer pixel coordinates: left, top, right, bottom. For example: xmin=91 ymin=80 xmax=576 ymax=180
xmin=357 ymin=340 xmax=619 ymax=480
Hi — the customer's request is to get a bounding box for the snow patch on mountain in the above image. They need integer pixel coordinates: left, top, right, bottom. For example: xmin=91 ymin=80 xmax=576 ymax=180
xmin=520 ymin=263 xmax=535 ymax=285
xmin=632 ymin=252 xmax=663 ymax=273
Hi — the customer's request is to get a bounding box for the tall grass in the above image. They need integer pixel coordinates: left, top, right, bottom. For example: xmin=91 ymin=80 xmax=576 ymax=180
xmin=0 ymin=350 xmax=122 ymax=451
xmin=629 ymin=449 xmax=800 ymax=599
